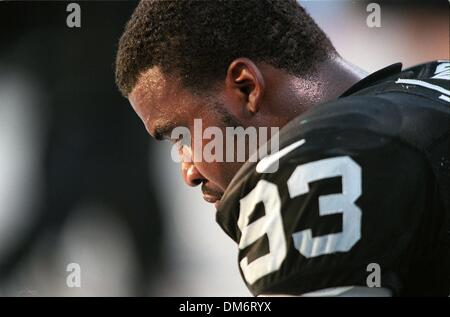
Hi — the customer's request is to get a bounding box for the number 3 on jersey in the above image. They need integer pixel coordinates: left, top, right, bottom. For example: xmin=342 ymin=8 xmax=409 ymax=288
xmin=237 ymin=156 xmax=362 ymax=285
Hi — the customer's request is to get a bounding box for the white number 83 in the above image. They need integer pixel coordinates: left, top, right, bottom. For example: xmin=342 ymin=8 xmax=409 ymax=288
xmin=238 ymin=156 xmax=362 ymax=285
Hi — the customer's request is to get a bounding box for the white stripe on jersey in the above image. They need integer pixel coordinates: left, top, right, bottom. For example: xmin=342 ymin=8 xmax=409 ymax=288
xmin=395 ymin=78 xmax=450 ymax=96
xmin=432 ymin=62 xmax=450 ymax=80
xmin=439 ymin=95 xmax=450 ymax=103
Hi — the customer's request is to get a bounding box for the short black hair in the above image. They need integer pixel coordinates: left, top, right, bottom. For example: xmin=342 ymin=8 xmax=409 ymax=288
xmin=115 ymin=0 xmax=336 ymax=96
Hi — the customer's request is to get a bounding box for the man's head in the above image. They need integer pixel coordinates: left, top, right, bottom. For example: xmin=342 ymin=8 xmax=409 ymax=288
xmin=115 ymin=0 xmax=346 ymax=207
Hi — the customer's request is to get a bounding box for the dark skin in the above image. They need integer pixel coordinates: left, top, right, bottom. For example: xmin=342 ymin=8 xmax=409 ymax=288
xmin=128 ymin=55 xmax=366 ymax=208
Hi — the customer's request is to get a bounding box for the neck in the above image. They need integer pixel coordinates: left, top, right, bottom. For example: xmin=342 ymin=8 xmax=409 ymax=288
xmin=272 ymin=55 xmax=367 ymax=124
xmin=317 ymin=54 xmax=368 ymax=101
xmin=255 ymin=57 xmax=368 ymax=129
xmin=303 ymin=55 xmax=368 ymax=105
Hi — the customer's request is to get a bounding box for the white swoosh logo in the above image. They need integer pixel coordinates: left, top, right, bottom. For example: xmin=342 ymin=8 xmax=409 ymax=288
xmin=256 ymin=139 xmax=305 ymax=173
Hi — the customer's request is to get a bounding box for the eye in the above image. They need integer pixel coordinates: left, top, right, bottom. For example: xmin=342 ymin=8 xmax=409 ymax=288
xmin=170 ymin=133 xmax=182 ymax=143
xmin=154 ymin=131 xmax=164 ymax=141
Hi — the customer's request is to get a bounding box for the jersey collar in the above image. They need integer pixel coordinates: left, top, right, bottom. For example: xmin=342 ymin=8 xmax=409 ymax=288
xmin=340 ymin=63 xmax=403 ymax=97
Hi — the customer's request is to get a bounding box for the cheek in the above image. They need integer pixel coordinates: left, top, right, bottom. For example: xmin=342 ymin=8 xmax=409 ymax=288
xmin=194 ymin=160 xmax=227 ymax=189
xmin=195 ymin=160 xmax=242 ymax=191
xmin=184 ymin=111 xmax=243 ymax=190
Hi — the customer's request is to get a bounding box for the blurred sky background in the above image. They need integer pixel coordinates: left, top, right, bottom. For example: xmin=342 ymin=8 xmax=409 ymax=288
xmin=0 ymin=0 xmax=448 ymax=296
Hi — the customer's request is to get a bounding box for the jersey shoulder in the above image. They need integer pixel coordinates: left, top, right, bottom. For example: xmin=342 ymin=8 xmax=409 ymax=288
xmin=293 ymin=60 xmax=450 ymax=211
xmin=347 ymin=60 xmax=450 ymax=105
xmin=298 ymin=60 xmax=450 ymax=150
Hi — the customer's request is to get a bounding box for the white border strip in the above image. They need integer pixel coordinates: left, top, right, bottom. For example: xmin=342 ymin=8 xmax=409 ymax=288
xmin=439 ymin=95 xmax=450 ymax=103
xmin=395 ymin=78 xmax=450 ymax=96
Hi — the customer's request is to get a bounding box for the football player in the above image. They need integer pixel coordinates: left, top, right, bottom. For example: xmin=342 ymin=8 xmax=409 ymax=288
xmin=115 ymin=0 xmax=450 ymax=296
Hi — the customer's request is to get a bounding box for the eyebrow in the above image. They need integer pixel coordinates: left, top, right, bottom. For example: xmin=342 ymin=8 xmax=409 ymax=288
xmin=152 ymin=121 xmax=177 ymax=141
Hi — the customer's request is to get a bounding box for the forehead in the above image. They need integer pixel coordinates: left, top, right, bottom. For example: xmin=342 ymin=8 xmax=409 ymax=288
xmin=128 ymin=67 xmax=196 ymax=135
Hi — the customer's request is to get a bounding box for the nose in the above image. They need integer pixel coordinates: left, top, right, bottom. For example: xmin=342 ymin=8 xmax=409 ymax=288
xmin=180 ymin=146 xmax=204 ymax=187
xmin=182 ymin=161 xmax=204 ymax=187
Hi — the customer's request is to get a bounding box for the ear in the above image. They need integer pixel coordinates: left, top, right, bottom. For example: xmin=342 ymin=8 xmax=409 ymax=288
xmin=225 ymin=58 xmax=265 ymax=115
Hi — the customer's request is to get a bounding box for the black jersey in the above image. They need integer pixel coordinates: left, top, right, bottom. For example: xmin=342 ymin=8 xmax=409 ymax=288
xmin=216 ymin=60 xmax=450 ymax=296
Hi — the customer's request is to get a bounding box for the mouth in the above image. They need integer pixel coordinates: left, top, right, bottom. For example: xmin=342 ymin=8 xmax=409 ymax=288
xmin=201 ymin=184 xmax=223 ymax=208
xmin=202 ymin=194 xmax=222 ymax=209
xmin=202 ymin=194 xmax=221 ymax=209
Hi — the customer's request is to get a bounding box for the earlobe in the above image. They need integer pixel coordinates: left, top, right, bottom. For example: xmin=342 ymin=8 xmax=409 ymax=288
xmin=226 ymin=58 xmax=265 ymax=115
